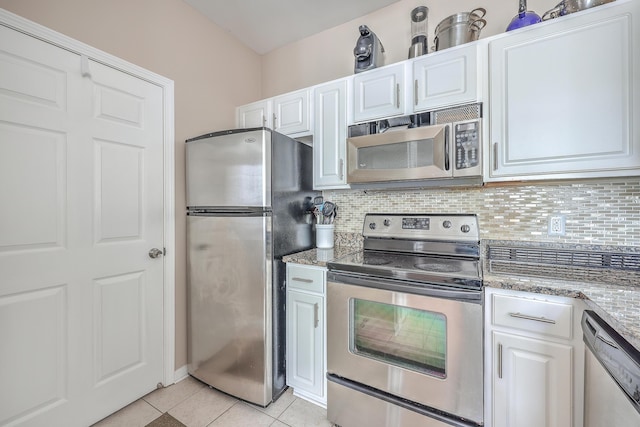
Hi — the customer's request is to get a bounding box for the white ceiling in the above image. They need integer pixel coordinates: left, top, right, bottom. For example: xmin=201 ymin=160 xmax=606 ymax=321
xmin=183 ymin=0 xmax=401 ymax=54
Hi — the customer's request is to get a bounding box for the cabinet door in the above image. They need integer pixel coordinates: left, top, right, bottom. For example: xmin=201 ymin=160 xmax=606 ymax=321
xmin=488 ymin=0 xmax=640 ymax=181
xmin=286 ymin=290 xmax=324 ymax=398
xmin=313 ymin=79 xmax=349 ymax=189
xmin=492 ymin=331 xmax=573 ymax=427
xmin=413 ymin=44 xmax=479 ymax=112
xmin=353 ymin=63 xmax=405 ymax=122
xmin=273 ymin=89 xmax=312 ymax=136
xmin=236 ymin=99 xmax=271 ymax=129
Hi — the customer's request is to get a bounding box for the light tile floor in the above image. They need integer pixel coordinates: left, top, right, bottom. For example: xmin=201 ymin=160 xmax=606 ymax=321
xmin=92 ymin=376 xmax=333 ymax=427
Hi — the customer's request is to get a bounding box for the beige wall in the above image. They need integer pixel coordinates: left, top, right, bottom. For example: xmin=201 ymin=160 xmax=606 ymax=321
xmin=261 ymin=0 xmax=559 ymax=97
xmin=0 ymin=0 xmax=262 ymax=371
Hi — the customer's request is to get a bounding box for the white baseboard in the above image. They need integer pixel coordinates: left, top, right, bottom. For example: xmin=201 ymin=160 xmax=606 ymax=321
xmin=173 ymin=365 xmax=189 ymax=384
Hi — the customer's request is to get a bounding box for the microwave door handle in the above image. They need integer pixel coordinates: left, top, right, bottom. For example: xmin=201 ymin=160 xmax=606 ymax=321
xmin=444 ymin=125 xmax=450 ymax=171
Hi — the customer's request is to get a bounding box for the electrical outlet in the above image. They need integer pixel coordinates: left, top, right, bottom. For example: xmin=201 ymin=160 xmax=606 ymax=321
xmin=548 ymin=215 xmax=566 ymax=236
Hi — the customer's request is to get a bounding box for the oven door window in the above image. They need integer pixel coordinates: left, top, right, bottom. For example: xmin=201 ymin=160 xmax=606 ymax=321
xmin=350 ymin=298 xmax=446 ymax=378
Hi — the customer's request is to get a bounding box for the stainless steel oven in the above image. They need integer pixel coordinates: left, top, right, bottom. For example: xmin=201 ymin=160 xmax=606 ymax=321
xmin=326 ymin=214 xmax=483 ymax=427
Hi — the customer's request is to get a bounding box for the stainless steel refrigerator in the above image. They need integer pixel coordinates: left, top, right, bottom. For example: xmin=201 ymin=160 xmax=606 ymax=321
xmin=186 ymin=128 xmax=318 ymax=406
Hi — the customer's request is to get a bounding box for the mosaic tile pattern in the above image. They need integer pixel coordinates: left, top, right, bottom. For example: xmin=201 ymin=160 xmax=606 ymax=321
xmin=323 ymin=179 xmax=640 ymax=246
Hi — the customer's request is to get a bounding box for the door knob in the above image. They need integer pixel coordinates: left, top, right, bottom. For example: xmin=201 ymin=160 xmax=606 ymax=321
xmin=148 ymin=248 xmax=163 ymax=259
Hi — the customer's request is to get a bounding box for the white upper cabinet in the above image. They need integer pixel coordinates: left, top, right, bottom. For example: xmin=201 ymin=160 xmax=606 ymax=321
xmin=236 ymin=88 xmax=312 ymax=137
xmin=236 ymin=99 xmax=271 ymax=129
xmin=352 ymin=63 xmax=405 ymax=123
xmin=313 ymin=78 xmax=350 ymax=189
xmin=412 ymin=43 xmax=482 ymax=112
xmin=273 ymin=89 xmax=312 ymax=136
xmin=487 ymin=0 xmax=640 ymax=181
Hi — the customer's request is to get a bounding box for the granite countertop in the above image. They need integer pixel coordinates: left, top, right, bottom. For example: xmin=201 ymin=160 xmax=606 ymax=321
xmin=284 ymin=240 xmax=640 ymax=352
xmin=282 ymin=245 xmax=359 ymax=268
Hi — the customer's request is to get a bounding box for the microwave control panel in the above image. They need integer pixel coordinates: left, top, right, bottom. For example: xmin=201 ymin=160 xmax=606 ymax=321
xmin=454 ymin=120 xmax=480 ymax=170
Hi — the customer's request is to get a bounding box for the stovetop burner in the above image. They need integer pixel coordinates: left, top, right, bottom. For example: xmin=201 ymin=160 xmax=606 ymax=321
xmin=362 ymin=254 xmax=392 ymax=266
xmin=327 ymin=214 xmax=482 ymax=290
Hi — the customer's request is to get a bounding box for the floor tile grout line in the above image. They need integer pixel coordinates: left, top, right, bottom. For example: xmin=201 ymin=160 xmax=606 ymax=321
xmin=142 ymin=380 xmax=207 ymax=414
xmin=274 ymin=396 xmax=298 ymax=421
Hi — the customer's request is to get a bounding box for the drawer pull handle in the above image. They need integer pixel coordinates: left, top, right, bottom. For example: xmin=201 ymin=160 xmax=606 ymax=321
xmin=596 ymin=334 xmax=618 ymax=349
xmin=291 ymin=277 xmax=313 ymax=284
xmin=508 ymin=312 xmax=556 ymax=324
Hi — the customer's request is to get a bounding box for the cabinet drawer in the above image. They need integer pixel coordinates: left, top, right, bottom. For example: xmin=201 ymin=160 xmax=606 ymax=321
xmin=287 ymin=264 xmax=325 ymax=294
xmin=492 ymin=294 xmax=573 ymax=339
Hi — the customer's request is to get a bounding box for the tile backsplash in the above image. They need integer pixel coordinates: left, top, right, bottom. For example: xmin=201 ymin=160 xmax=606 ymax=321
xmin=324 ymin=179 xmax=640 ymax=246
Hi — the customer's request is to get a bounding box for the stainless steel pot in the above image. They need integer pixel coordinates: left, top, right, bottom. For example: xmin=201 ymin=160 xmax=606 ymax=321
xmin=542 ymin=0 xmax=615 ymax=20
xmin=434 ymin=8 xmax=486 ymax=51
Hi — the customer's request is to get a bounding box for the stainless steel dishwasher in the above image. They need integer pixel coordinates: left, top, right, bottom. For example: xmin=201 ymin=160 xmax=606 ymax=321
xmin=582 ymin=311 xmax=640 ymax=427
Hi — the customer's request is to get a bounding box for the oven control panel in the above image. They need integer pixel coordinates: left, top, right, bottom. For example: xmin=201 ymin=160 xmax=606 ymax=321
xmin=364 ymin=213 xmax=479 ymax=242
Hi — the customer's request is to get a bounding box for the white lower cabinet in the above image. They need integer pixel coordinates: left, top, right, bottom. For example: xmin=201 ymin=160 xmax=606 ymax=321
xmin=485 ymin=288 xmax=585 ymax=427
xmin=286 ymin=263 xmax=326 ymax=406
xmin=492 ymin=332 xmax=572 ymax=427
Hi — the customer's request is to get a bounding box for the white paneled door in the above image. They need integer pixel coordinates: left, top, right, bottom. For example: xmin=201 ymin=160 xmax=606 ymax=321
xmin=0 ymin=23 xmax=165 ymax=427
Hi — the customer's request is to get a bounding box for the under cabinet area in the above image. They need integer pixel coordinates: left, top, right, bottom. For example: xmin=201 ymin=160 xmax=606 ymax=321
xmin=487 ymin=0 xmax=640 ymax=181
xmin=485 ymin=288 xmax=586 ymax=427
xmin=286 ymin=263 xmax=326 ymax=407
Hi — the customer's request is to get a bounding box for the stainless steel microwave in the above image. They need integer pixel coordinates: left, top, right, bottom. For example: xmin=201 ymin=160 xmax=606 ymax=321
xmin=346 ymin=103 xmax=482 ymax=186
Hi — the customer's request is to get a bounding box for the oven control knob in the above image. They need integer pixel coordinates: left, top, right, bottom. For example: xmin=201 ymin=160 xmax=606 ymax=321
xmin=369 ymin=222 xmax=376 ymax=230
xmin=383 ymin=219 xmax=391 ymax=227
xmin=461 ymin=224 xmax=471 ymax=233
xmin=442 ymin=220 xmax=452 ymax=229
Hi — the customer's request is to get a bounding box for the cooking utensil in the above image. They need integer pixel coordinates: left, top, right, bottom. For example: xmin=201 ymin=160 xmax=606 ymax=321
xmin=434 ymin=8 xmax=486 ymax=51
xmin=322 ymin=202 xmax=335 ymax=224
xmin=542 ymin=0 xmax=614 ymax=20
xmin=506 ymin=0 xmax=541 ymax=31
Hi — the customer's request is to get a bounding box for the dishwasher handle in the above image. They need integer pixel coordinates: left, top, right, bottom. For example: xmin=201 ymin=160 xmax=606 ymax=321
xmin=582 ymin=310 xmax=640 ymax=411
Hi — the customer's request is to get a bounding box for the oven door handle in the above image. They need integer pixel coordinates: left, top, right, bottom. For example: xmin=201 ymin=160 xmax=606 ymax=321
xmin=327 ymin=374 xmax=480 ymax=427
xmin=327 ymin=271 xmax=482 ymax=303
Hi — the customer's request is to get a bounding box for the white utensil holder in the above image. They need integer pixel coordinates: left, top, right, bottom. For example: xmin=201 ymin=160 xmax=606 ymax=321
xmin=316 ymin=224 xmax=335 ymax=249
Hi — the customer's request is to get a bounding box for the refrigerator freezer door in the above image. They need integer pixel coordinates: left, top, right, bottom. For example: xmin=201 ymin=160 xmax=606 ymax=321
xmin=186 ymin=129 xmax=271 ymax=208
xmin=187 ymin=213 xmax=273 ymax=406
